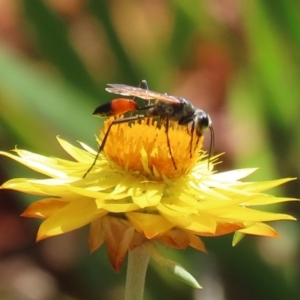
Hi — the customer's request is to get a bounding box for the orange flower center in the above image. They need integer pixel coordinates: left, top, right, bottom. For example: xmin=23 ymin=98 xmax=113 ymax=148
xmin=99 ymin=117 xmax=205 ymax=179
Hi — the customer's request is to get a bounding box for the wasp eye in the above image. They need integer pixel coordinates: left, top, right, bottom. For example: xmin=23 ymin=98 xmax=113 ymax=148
xmin=196 ymin=110 xmax=211 ymax=135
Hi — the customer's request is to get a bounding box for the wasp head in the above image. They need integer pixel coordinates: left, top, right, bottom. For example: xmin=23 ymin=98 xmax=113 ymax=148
xmin=195 ymin=110 xmax=211 ymax=136
xmin=195 ymin=109 xmax=215 ymax=167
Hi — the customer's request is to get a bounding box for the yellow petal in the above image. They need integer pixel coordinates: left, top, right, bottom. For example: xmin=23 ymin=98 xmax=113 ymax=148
xmin=199 ymin=223 xmax=244 ymax=236
xmin=13 ymin=149 xmax=61 ymax=165
xmin=195 ymin=196 xmax=248 ymax=210
xmin=158 ymin=204 xmax=217 ymax=233
xmin=89 ymin=219 xmax=105 ymax=253
xmin=37 ymin=199 xmax=106 ymax=240
xmin=102 ymin=216 xmax=133 ymax=272
xmin=126 ymin=212 xmax=174 ymax=238
xmin=238 ymin=223 xmax=279 ymax=238
xmin=129 ymin=181 xmax=164 ymax=208
xmin=57 ymin=137 xmax=94 ymax=163
xmin=66 ymin=185 xmax=108 ymax=199
xmin=112 ymin=175 xmax=134 ymax=194
xmin=209 ymin=168 xmax=258 ymax=181
xmin=158 ymin=228 xmax=190 ymax=249
xmin=236 ymin=178 xmax=296 ymax=193
xmin=243 ymin=195 xmax=298 ymax=206
xmin=185 ymin=232 xmax=207 ymax=252
xmin=83 ymin=170 xmax=124 ymax=191
xmin=1 ymin=178 xmax=76 ymax=196
xmin=162 ymin=197 xmax=199 ymax=215
xmin=191 ymin=182 xmax=230 ymax=200
xmin=208 ymin=206 xmax=296 ymax=222
xmin=97 ymin=200 xmax=139 ymax=212
xmin=22 ymin=198 xmax=68 ymax=218
xmin=0 ymin=151 xmax=67 ymax=178
xmin=77 ymin=141 xmax=98 ymax=155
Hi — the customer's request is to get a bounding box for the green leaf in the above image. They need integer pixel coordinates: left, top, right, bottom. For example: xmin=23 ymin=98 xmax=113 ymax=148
xmin=232 ymin=232 xmax=245 ymax=246
xmin=88 ymin=0 xmax=140 ymax=84
xmin=22 ymin=0 xmax=101 ymax=98
xmin=145 ymin=242 xmax=201 ymax=289
xmin=0 ymin=46 xmax=99 ymax=150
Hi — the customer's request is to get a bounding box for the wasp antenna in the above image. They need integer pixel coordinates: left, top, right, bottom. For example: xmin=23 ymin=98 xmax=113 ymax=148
xmin=208 ymin=125 xmax=215 ymax=170
xmin=139 ymin=80 xmax=150 ymax=106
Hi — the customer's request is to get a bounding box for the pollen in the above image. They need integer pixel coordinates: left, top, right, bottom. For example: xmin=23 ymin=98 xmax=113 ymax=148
xmin=100 ymin=117 xmax=204 ymax=179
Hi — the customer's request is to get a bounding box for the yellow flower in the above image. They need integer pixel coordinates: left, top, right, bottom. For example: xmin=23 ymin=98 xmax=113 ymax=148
xmin=0 ymin=117 xmax=296 ymax=272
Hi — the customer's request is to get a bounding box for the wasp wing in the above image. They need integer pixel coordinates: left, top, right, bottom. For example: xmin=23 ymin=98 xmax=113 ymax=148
xmin=105 ymin=84 xmax=181 ymax=104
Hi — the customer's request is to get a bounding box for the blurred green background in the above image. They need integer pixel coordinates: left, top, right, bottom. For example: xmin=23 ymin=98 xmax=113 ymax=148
xmin=0 ymin=0 xmax=299 ymax=299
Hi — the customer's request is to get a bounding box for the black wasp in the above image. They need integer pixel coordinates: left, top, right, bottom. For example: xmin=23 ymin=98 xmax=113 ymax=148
xmin=83 ymin=80 xmax=214 ymax=177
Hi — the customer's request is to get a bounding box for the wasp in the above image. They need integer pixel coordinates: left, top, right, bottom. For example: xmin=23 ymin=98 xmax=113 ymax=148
xmin=83 ymin=80 xmax=214 ymax=177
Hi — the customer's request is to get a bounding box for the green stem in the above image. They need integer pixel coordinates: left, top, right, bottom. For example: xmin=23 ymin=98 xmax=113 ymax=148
xmin=125 ymin=245 xmax=150 ymax=300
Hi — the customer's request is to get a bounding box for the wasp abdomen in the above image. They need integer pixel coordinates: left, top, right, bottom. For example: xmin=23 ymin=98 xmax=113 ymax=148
xmin=93 ymin=98 xmax=139 ymax=117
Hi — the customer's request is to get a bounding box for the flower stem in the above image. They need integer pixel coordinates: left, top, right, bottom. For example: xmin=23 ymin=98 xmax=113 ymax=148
xmin=125 ymin=245 xmax=150 ymax=300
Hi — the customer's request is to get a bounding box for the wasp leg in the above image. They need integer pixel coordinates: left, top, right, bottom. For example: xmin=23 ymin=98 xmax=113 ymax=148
xmin=128 ymin=80 xmax=149 ymax=117
xmin=178 ymin=115 xmax=196 ymax=158
xmin=189 ymin=121 xmax=195 ymax=158
xmin=194 ymin=135 xmax=200 ymax=153
xmin=132 ymin=80 xmax=150 ymax=105
xmin=165 ymin=117 xmax=177 ymax=170
xmin=83 ymin=115 xmax=146 ymax=178
xmin=140 ymin=80 xmax=151 ymax=106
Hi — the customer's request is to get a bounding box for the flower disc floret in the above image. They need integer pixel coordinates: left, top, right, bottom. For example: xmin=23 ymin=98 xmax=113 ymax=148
xmin=100 ymin=117 xmax=205 ymax=180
